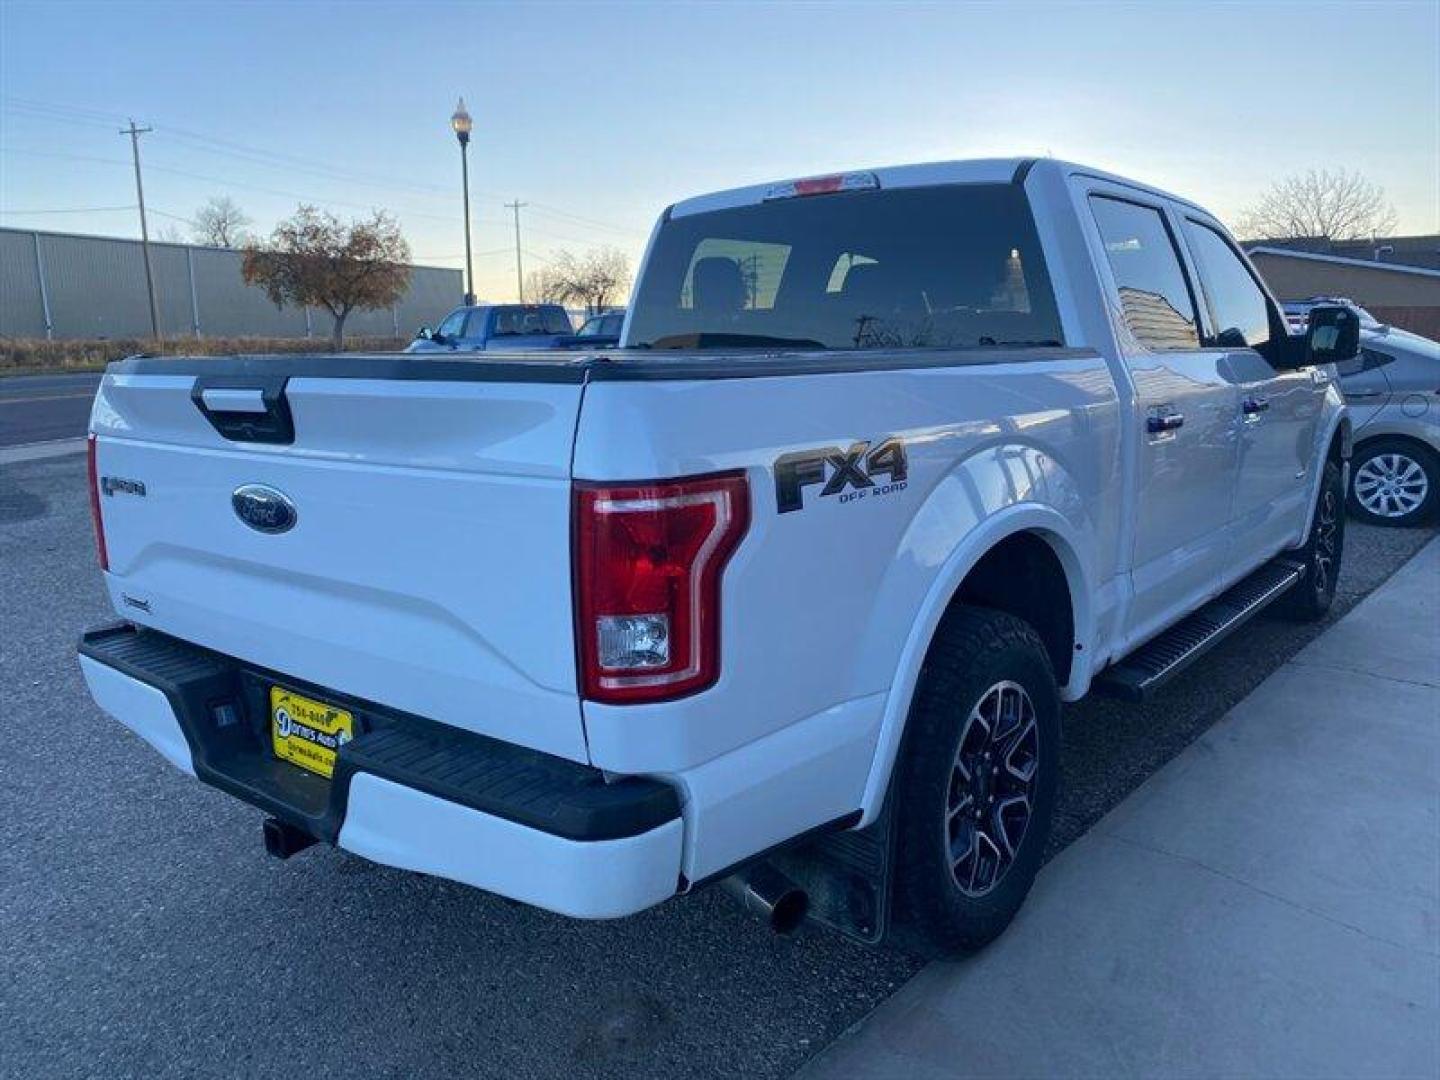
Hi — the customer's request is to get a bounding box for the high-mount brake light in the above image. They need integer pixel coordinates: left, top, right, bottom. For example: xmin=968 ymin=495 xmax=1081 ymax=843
xmin=87 ymin=434 xmax=109 ymax=571
xmin=763 ymin=171 xmax=881 ymax=201
xmin=574 ymin=471 xmax=749 ymax=704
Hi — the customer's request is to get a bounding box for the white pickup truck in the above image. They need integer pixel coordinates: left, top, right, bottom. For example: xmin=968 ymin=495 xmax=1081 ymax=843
xmin=79 ymin=158 xmax=1358 ymax=956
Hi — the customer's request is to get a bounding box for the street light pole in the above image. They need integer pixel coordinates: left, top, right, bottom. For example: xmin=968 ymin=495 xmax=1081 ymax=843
xmin=451 ymin=98 xmax=475 ymax=306
xmin=120 ymin=119 xmax=162 ymax=341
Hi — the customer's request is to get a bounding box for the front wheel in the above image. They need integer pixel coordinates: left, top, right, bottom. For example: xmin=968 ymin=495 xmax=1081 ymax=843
xmin=892 ymin=607 xmax=1060 ymax=958
xmin=1349 ymin=439 xmax=1438 ymax=527
xmin=1277 ymin=459 xmax=1345 ymax=621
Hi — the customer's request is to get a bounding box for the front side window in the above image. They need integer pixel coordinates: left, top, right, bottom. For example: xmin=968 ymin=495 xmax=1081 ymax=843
xmin=627 ymin=184 xmax=1063 ymax=351
xmin=1089 ymin=196 xmax=1200 ymax=351
xmin=1185 ymin=221 xmax=1273 ymax=350
xmin=436 ymin=308 xmax=468 ymax=338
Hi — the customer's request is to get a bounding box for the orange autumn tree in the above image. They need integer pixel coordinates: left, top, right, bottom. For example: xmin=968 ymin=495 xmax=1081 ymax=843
xmin=243 ymin=206 xmax=411 ymax=349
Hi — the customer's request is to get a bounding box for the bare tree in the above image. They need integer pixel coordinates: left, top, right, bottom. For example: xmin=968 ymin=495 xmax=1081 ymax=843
xmin=192 ymin=196 xmax=253 ymax=248
xmin=242 ymin=205 xmax=411 ymax=349
xmin=524 ymin=264 xmax=571 ymax=305
xmin=543 ymin=247 xmax=632 ymax=315
xmin=1238 ymin=169 xmax=1398 ymax=241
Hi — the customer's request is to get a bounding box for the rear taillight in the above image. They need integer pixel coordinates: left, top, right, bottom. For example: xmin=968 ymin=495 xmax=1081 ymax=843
xmin=574 ymin=471 xmax=749 ymax=704
xmin=86 ymin=434 xmax=109 ymax=571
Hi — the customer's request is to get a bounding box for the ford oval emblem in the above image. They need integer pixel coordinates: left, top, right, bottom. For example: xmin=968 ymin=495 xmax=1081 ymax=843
xmin=232 ymin=484 xmax=297 ymax=534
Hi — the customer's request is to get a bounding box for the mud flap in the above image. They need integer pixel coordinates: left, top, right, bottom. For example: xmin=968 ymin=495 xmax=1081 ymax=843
xmin=771 ymin=796 xmax=896 ymax=946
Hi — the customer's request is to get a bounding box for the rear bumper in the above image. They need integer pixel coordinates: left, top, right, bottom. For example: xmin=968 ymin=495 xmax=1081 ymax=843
xmin=78 ymin=623 xmax=683 ymax=919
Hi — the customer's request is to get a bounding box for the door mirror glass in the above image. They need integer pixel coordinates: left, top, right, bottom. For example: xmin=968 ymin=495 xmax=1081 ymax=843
xmin=415 ymin=325 xmax=433 ymax=341
xmin=1305 ymin=305 xmax=1360 ymax=366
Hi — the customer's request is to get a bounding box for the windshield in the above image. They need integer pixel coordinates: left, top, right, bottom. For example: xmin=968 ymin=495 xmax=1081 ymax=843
xmin=626 ymin=184 xmax=1063 ymax=351
xmin=490 ymin=305 xmax=573 ymax=336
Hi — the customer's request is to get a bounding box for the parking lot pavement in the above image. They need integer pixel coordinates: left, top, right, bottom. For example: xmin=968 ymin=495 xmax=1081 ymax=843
xmin=1 ymin=449 xmax=1435 ymax=1080
xmin=801 ymin=537 xmax=1439 ymax=1080
xmin=0 ymin=373 xmax=102 ymax=447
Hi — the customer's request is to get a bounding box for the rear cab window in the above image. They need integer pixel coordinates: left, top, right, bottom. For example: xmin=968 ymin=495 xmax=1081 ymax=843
xmin=490 ymin=305 xmax=574 ymax=336
xmin=1088 ymin=196 xmax=1201 ymax=351
xmin=626 ymin=184 xmax=1064 ymax=351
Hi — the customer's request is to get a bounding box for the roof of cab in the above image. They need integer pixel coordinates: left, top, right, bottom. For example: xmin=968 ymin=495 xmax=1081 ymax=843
xmin=667 ymin=157 xmax=1205 ymax=220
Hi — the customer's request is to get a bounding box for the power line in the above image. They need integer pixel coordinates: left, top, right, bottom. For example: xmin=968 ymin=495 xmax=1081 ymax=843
xmin=0 ymin=95 xmax=648 ymax=236
xmin=527 ymin=201 xmax=650 ymax=239
xmin=0 ymin=204 xmax=135 ymax=214
xmin=2 ymin=94 xmax=652 ymax=244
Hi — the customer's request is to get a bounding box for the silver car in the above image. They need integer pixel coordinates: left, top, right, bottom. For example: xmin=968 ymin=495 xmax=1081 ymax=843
xmin=1336 ymin=321 xmax=1440 ymax=526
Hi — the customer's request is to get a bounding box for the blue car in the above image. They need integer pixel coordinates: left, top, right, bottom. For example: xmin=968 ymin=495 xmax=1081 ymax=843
xmin=406 ymin=303 xmax=574 ymax=353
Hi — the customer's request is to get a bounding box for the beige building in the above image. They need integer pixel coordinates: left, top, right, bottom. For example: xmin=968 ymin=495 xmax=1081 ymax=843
xmin=1246 ymin=246 xmax=1440 ymax=340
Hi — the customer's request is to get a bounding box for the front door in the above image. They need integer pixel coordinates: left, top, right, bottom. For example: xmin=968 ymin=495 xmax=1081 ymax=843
xmin=1086 ymin=193 xmax=1240 ymax=646
xmin=1181 ymin=218 xmax=1321 ymax=560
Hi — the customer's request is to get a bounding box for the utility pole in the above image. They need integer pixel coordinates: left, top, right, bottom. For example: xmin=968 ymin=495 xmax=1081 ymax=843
xmin=120 ymin=120 xmax=162 ymax=341
xmin=506 ymin=200 xmax=527 ymax=302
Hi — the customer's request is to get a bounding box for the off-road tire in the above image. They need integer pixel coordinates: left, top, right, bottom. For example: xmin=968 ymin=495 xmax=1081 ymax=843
xmin=892 ymin=606 xmax=1060 ymax=958
xmin=1277 ymin=459 xmax=1345 ymax=621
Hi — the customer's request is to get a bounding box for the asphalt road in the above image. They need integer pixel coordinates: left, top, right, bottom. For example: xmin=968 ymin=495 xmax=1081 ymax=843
xmin=0 ymin=373 xmax=102 ymax=447
xmin=1 ymin=449 xmax=1434 ymax=1080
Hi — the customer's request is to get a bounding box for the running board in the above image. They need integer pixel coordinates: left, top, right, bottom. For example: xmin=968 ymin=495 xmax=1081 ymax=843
xmin=1095 ymin=560 xmax=1307 ymax=703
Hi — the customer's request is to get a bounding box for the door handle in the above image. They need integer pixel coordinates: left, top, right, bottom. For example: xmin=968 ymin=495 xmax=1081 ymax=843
xmin=1242 ymin=397 xmax=1270 ymax=416
xmin=1146 ymin=412 xmax=1185 ymax=434
xmin=1343 ymin=390 xmax=1383 ymax=400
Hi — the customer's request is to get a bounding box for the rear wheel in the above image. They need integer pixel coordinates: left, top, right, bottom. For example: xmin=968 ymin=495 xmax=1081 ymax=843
xmin=1349 ymin=439 xmax=1438 ymax=527
xmin=892 ymin=607 xmax=1060 ymax=958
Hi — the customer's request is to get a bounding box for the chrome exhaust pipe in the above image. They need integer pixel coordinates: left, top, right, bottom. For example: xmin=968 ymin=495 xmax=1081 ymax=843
xmin=720 ymin=863 xmax=809 ymax=935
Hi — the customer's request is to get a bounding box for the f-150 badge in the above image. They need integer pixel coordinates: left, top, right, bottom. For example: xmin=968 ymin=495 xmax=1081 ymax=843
xmin=774 ymin=437 xmax=908 ymax=513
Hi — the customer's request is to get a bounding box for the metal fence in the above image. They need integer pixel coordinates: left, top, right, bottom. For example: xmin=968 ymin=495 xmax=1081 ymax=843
xmin=0 ymin=227 xmax=463 ymax=341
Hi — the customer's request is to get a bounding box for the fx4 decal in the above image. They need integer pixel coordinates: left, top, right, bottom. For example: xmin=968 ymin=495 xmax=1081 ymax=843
xmin=774 ymin=437 xmax=908 ymax=513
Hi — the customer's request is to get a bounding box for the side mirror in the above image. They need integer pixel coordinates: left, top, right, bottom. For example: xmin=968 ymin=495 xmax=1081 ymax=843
xmin=415 ymin=325 xmax=433 ymax=341
xmin=1304 ymin=305 xmax=1360 ymax=366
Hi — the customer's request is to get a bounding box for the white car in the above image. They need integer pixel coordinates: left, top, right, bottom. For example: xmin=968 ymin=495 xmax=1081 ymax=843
xmin=78 ymin=159 xmax=1356 ymax=956
xmin=1284 ymin=298 xmax=1439 ymax=524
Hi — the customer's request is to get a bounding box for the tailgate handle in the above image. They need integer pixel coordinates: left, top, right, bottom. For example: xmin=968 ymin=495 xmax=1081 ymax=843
xmin=192 ymin=376 xmax=295 ymax=445
xmin=200 ymin=388 xmax=267 ymax=414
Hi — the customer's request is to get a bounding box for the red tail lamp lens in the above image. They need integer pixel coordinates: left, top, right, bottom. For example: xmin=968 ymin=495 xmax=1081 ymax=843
xmin=574 ymin=471 xmax=749 ymax=703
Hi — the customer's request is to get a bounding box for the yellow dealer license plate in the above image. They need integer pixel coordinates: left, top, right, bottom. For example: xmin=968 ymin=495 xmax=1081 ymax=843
xmin=270 ymin=687 xmax=354 ymax=779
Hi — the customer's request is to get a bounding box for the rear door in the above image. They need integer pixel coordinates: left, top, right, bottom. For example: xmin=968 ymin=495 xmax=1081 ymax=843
xmin=1084 ymin=189 xmax=1240 ymax=645
xmin=1179 ymin=216 xmax=1321 ymax=559
xmin=90 ymin=357 xmax=589 ymax=762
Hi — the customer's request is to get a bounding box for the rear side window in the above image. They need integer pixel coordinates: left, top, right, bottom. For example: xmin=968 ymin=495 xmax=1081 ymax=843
xmin=1089 ymin=196 xmax=1200 ymax=351
xmin=627 ymin=184 xmax=1063 ymax=351
xmin=1184 ymin=222 xmax=1273 ymax=350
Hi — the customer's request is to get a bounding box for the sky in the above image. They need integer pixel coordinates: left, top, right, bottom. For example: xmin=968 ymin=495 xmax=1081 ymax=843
xmin=1 ymin=0 xmax=1436 ymax=305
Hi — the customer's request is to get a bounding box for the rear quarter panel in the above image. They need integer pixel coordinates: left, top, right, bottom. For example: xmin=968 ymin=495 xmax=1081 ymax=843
xmin=574 ymin=355 xmax=1122 ymax=875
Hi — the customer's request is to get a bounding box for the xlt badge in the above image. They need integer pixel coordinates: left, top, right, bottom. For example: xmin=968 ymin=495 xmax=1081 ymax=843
xmin=774 ymin=437 xmax=908 ymax=513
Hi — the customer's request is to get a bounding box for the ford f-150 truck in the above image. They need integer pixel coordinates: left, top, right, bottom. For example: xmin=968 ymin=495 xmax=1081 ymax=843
xmin=78 ymin=159 xmax=1358 ymax=956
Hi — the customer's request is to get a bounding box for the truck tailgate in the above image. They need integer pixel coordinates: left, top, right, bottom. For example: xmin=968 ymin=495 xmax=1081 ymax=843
xmin=89 ymin=362 xmax=588 ymax=763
